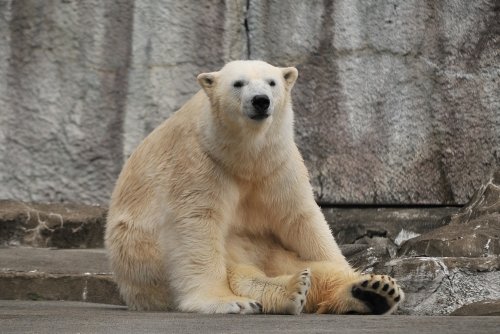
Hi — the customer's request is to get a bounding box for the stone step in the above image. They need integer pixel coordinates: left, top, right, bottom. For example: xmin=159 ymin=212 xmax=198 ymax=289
xmin=0 ymin=247 xmax=122 ymax=305
xmin=1 ymin=247 xmax=499 ymax=316
xmin=0 ymin=199 xmax=458 ymax=249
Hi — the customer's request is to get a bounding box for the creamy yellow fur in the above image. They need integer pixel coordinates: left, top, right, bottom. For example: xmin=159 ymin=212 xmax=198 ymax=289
xmin=105 ymin=60 xmax=403 ymax=314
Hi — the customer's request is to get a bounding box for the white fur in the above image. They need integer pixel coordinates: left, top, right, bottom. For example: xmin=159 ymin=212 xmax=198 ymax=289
xmin=105 ymin=61 xmax=403 ymax=314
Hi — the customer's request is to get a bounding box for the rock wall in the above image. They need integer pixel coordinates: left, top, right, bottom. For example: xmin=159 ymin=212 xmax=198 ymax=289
xmin=0 ymin=0 xmax=499 ymax=205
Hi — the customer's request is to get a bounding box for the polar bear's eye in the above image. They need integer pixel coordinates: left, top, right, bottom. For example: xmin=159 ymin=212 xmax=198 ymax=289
xmin=233 ymin=80 xmax=245 ymax=88
xmin=268 ymin=80 xmax=276 ymax=87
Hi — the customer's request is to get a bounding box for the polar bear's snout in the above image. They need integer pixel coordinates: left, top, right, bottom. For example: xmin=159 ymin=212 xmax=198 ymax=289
xmin=250 ymin=95 xmax=271 ymax=120
xmin=241 ymin=78 xmax=274 ymax=121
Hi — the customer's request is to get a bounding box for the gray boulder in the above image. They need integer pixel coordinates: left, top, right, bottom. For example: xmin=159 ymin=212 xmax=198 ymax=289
xmin=399 ymin=171 xmax=500 ymax=258
xmin=381 ymin=257 xmax=500 ymax=315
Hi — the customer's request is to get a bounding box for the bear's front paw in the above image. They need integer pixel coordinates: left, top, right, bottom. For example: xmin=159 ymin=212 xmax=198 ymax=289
xmin=350 ymin=274 xmax=404 ymax=315
xmin=227 ymin=300 xmax=263 ymax=314
xmin=213 ymin=299 xmax=263 ymax=314
xmin=180 ymin=296 xmax=262 ymax=314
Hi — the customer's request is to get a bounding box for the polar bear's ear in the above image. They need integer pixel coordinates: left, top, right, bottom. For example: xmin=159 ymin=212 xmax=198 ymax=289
xmin=197 ymin=72 xmax=218 ymax=94
xmin=281 ymin=67 xmax=298 ymax=89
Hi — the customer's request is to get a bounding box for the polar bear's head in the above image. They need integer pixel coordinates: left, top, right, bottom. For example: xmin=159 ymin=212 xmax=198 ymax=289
xmin=197 ymin=60 xmax=298 ymax=125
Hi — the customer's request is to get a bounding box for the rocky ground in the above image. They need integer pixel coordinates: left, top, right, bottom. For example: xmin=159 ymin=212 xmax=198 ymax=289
xmin=0 ymin=171 xmax=499 ymax=316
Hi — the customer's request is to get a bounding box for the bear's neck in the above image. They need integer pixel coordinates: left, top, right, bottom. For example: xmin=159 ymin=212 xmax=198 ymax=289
xmin=199 ymin=102 xmax=295 ymax=181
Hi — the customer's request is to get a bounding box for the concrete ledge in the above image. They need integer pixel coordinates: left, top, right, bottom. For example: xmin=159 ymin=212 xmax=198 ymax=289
xmin=0 ymin=247 xmax=110 ymax=274
xmin=0 ymin=199 xmax=458 ymax=248
xmin=0 ymin=247 xmax=122 ymax=305
xmin=0 ymin=272 xmax=123 ymax=306
xmin=0 ymin=200 xmax=106 ymax=248
xmin=324 ymin=206 xmax=458 ymax=244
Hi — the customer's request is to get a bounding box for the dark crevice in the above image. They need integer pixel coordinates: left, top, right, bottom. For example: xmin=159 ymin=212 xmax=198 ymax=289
xmin=352 ymin=230 xmax=389 ymax=243
xmin=244 ymin=0 xmax=251 ymax=59
xmin=101 ymin=0 xmax=135 ymax=177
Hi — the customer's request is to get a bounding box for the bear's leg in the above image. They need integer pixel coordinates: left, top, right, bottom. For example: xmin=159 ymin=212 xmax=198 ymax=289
xmin=303 ymin=262 xmax=404 ymax=315
xmin=163 ymin=219 xmax=262 ymax=314
xmin=106 ymin=220 xmax=170 ymax=311
xmin=228 ymin=264 xmax=311 ymax=315
xmin=258 ymin=243 xmax=404 ymax=314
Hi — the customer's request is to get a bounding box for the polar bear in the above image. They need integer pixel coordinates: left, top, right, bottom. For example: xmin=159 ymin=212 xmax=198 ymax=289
xmin=105 ymin=60 xmax=403 ymax=314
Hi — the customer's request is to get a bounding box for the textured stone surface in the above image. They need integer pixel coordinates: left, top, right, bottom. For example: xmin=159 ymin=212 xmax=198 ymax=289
xmin=0 ymin=200 xmax=106 ymax=248
xmin=0 ymin=1 xmax=135 ymax=205
xmin=0 ymin=0 xmax=499 ymax=205
xmin=399 ymin=171 xmax=500 ymax=257
xmin=248 ymin=0 xmax=500 ymax=205
xmin=381 ymin=257 xmax=500 ymax=315
xmin=398 ymin=220 xmax=500 ymax=257
xmin=0 ymin=0 xmax=245 ymax=205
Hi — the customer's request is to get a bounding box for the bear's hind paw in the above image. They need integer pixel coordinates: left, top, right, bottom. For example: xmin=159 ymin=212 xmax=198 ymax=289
xmin=350 ymin=274 xmax=404 ymax=315
xmin=284 ymin=268 xmax=311 ymax=315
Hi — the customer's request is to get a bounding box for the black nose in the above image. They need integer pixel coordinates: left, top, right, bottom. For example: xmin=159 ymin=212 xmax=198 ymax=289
xmin=251 ymin=95 xmax=270 ymax=113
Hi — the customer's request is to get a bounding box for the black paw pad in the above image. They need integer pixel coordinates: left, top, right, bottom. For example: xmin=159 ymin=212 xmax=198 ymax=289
xmin=382 ymin=284 xmax=389 ymax=291
xmin=361 ymin=280 xmax=369 ymax=287
xmin=372 ymin=281 xmax=380 ymax=289
xmin=250 ymin=302 xmax=262 ymax=312
xmin=388 ymin=289 xmax=395 ymax=296
xmin=352 ymin=286 xmax=390 ymax=315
